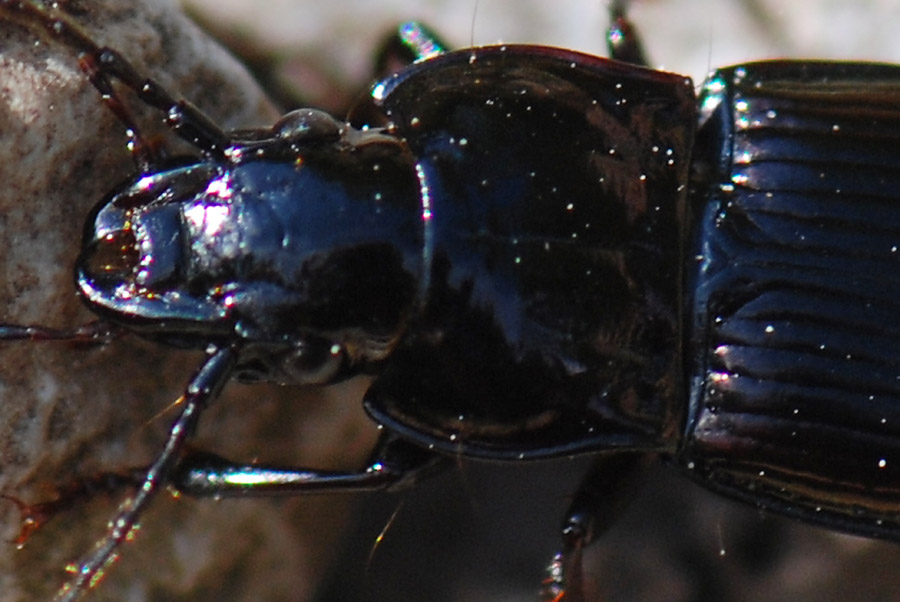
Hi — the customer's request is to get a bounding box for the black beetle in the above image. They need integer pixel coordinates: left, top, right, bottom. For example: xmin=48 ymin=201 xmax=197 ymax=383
xmin=3 ymin=1 xmax=900 ymax=602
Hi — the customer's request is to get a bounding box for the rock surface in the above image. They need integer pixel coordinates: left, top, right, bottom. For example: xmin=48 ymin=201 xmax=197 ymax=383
xmin=0 ymin=1 xmax=376 ymax=601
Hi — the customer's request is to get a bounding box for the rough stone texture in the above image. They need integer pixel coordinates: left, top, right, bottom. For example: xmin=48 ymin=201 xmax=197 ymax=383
xmin=0 ymin=1 xmax=377 ymax=601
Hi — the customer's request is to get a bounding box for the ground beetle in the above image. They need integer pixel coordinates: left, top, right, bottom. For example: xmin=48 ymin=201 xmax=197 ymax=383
xmin=2 ymin=1 xmax=900 ymax=601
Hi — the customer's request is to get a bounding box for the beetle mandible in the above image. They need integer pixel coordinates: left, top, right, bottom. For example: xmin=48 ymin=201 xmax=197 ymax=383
xmin=3 ymin=1 xmax=900 ymax=601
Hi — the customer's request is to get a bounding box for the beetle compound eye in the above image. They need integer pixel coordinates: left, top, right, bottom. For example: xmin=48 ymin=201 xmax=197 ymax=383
xmin=81 ymin=230 xmax=139 ymax=284
xmin=272 ymin=108 xmax=344 ymax=144
xmin=284 ymin=338 xmax=346 ymax=385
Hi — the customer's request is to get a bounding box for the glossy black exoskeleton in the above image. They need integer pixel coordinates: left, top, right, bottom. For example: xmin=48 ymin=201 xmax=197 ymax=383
xmin=3 ymin=1 xmax=900 ymax=601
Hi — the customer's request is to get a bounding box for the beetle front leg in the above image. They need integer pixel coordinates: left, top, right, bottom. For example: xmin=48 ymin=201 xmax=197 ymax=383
xmin=541 ymin=454 xmax=652 ymax=602
xmin=55 ymin=346 xmax=237 ymax=602
xmin=170 ymin=434 xmax=447 ymax=498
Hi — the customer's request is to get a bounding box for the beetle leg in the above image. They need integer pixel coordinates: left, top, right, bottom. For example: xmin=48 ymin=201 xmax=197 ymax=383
xmin=377 ymin=21 xmax=448 ymax=72
xmin=347 ymin=21 xmax=452 ymax=128
xmin=6 ymin=433 xmax=443 ymax=560
xmin=0 ymin=1 xmax=230 ymax=170
xmin=606 ymin=0 xmax=650 ymax=66
xmin=541 ymin=454 xmax=651 ymax=602
xmin=168 ymin=434 xmax=447 ymax=498
xmin=77 ymin=46 xmax=232 ymax=161
xmin=55 ymin=346 xmax=236 ymax=602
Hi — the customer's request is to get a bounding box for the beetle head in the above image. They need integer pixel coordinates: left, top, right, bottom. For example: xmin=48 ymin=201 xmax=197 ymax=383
xmin=76 ymin=110 xmax=425 ymax=385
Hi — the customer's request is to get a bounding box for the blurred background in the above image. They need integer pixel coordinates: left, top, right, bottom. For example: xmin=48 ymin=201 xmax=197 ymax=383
xmin=183 ymin=0 xmax=900 ymax=115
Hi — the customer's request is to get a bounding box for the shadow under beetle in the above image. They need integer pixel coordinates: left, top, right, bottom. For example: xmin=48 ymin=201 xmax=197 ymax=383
xmin=3 ymin=1 xmax=900 ymax=600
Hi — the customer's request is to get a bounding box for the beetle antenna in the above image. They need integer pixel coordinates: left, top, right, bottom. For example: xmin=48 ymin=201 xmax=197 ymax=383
xmin=0 ymin=0 xmax=231 ymax=171
xmin=0 ymin=321 xmax=116 ymax=343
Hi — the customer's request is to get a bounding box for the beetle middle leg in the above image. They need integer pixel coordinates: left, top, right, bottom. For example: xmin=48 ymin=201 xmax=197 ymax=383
xmin=6 ymin=435 xmax=444 ymax=545
xmin=169 ymin=434 xmax=446 ymax=498
xmin=39 ymin=408 xmax=446 ymax=601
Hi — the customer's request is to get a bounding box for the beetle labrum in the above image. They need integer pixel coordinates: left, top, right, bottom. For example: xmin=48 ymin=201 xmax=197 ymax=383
xmin=4 ymin=1 xmax=900 ymax=601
